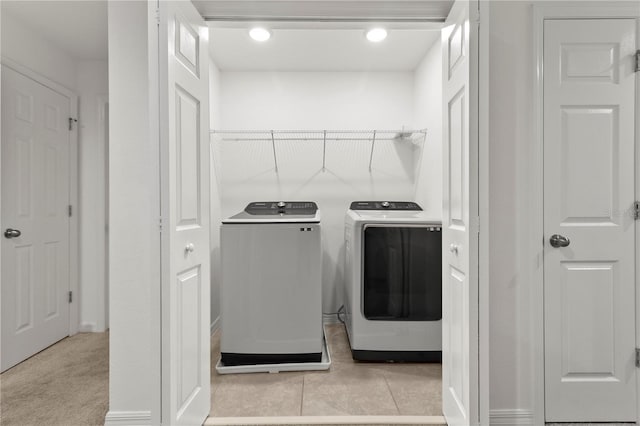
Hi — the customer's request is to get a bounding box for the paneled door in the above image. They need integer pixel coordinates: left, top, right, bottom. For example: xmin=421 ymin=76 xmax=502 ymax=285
xmin=159 ymin=1 xmax=211 ymax=424
xmin=1 ymin=65 xmax=71 ymax=372
xmin=441 ymin=0 xmax=479 ymax=425
xmin=543 ymin=19 xmax=637 ymax=422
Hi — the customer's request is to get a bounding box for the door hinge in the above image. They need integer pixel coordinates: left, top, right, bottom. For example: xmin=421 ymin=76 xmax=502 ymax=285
xmin=635 ymin=50 xmax=640 ymax=73
xmin=68 ymin=205 xmax=72 ymax=217
xmin=636 ymin=348 xmax=640 ymax=368
xmin=155 ymin=8 xmax=160 ymax=25
xmin=68 ymin=291 xmax=73 ymax=304
xmin=68 ymin=117 xmax=77 ymax=131
xmin=634 ymin=201 xmax=640 ymax=220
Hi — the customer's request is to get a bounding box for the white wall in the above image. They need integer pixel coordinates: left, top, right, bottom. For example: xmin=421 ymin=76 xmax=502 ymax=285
xmin=77 ymin=60 xmax=109 ymax=332
xmin=106 ymin=2 xmax=157 ymax=422
xmin=488 ymin=1 xmax=537 ymax=420
xmin=413 ymin=40 xmax=443 ymax=219
xmin=1 ymin=8 xmax=77 ymax=90
xmin=219 ymin=71 xmax=415 ymax=130
xmin=214 ymin=71 xmax=421 ymax=313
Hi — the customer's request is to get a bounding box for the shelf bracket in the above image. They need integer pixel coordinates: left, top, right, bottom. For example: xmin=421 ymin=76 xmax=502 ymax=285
xmin=368 ymin=130 xmax=377 ymax=172
xmin=322 ymin=131 xmax=327 ymax=171
xmin=270 ymin=130 xmax=278 ymax=172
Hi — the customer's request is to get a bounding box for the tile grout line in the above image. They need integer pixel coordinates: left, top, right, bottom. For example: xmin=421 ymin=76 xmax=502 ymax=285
xmin=382 ymin=373 xmax=401 ymax=416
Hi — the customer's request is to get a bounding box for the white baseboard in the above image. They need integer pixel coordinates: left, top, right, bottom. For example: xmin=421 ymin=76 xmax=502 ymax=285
xmin=210 ymin=316 xmax=220 ymax=335
xmin=489 ymin=409 xmax=534 ymax=425
xmin=78 ymin=322 xmax=97 ymax=332
xmin=104 ymin=410 xmax=152 ymax=425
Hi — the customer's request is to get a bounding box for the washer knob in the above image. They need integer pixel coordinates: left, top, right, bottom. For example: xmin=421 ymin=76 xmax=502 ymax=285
xmin=381 ymin=201 xmax=390 ymax=208
xmin=277 ymin=201 xmax=286 ymax=208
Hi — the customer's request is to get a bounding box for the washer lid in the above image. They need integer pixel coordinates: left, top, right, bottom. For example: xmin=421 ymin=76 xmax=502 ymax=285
xmin=349 ymin=201 xmax=422 ymax=211
xmin=223 ymin=201 xmax=321 ymax=223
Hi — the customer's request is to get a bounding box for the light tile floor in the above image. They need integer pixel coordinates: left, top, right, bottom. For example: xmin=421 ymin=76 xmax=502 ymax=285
xmin=210 ymin=323 xmax=443 ymax=417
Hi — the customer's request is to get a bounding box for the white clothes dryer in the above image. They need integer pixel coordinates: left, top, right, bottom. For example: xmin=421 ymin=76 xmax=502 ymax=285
xmin=344 ymin=201 xmax=442 ymax=361
xmin=220 ymin=201 xmax=323 ymax=367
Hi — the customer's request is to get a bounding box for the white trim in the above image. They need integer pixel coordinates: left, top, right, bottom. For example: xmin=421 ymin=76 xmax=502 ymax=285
xmin=204 ymin=415 xmax=447 ymax=425
xmin=0 ymin=57 xmax=80 ymax=337
xmin=477 ymin=1 xmax=491 ymax=425
xmin=1 ymin=57 xmax=75 ymax=99
xmin=147 ymin=2 xmax=162 ymax=425
xmin=104 ymin=410 xmax=152 ymax=426
xmin=635 ymin=13 xmax=640 ymax=426
xmin=210 ymin=315 xmax=221 ymax=335
xmin=532 ymin=4 xmax=640 ymax=425
xmin=531 ymin=6 xmax=546 ymax=425
xmin=96 ymin=94 xmax=109 ymax=333
xmin=489 ymin=409 xmax=534 ymax=426
xmin=196 ymin=1 xmax=451 ymax=22
xmin=69 ymin=84 xmax=79 ymax=337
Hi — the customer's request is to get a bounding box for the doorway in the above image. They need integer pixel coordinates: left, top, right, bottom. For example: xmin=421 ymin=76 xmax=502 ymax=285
xmin=204 ymin=14 xmax=454 ymax=426
xmin=1 ymin=62 xmax=75 ymax=372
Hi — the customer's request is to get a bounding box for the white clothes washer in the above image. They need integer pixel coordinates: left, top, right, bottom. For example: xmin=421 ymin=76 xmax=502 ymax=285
xmin=220 ymin=201 xmax=323 ymax=367
xmin=344 ymin=201 xmax=442 ymax=362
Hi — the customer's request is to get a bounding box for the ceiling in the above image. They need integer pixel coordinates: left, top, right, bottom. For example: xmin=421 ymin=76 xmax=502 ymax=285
xmin=209 ymin=28 xmax=440 ymax=71
xmin=2 ymin=1 xmax=107 ymax=60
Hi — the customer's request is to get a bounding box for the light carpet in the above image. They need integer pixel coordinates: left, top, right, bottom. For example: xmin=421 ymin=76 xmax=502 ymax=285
xmin=1 ymin=332 xmax=109 ymax=426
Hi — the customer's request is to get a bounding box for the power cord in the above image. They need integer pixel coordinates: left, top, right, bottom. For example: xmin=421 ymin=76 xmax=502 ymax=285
xmin=323 ymin=305 xmax=346 ymax=324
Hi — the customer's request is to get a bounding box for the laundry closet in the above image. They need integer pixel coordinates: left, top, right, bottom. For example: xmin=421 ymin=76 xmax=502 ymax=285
xmin=208 ymin=24 xmax=443 ymax=316
xmin=206 ymin=20 xmax=447 ymax=416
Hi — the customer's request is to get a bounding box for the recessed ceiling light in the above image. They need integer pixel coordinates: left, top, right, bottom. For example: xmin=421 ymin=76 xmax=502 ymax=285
xmin=366 ymin=28 xmax=388 ymax=43
xmin=249 ymin=27 xmax=271 ymax=42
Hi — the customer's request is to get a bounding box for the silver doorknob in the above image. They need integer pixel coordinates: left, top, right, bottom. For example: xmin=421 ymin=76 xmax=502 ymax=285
xmin=549 ymin=234 xmax=570 ymax=248
xmin=4 ymin=228 xmax=21 ymax=239
xmin=449 ymin=243 xmax=459 ymax=254
xmin=185 ymin=243 xmax=195 ymax=253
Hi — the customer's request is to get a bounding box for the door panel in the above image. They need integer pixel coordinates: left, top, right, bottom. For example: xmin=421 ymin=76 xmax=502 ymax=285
xmin=543 ymin=19 xmax=637 ymax=422
xmin=15 ymin=245 xmax=33 ymax=332
xmin=441 ymin=0 xmax=479 ymax=425
xmin=159 ymin=1 xmax=210 ymax=424
xmin=1 ymin=65 xmax=70 ymax=372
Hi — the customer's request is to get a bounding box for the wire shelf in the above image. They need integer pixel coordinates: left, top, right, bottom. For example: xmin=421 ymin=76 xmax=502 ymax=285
xmin=210 ymin=129 xmax=427 ymax=172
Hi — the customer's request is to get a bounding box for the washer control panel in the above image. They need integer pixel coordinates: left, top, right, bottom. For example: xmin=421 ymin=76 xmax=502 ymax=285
xmin=349 ymin=201 xmax=422 ymax=211
xmin=245 ymin=201 xmax=318 ymax=215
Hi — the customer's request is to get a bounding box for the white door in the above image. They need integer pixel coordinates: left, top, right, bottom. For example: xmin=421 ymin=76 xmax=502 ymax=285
xmin=441 ymin=1 xmax=479 ymax=425
xmin=543 ymin=19 xmax=637 ymax=422
xmin=1 ymin=65 xmax=71 ymax=372
xmin=159 ymin=1 xmax=211 ymax=425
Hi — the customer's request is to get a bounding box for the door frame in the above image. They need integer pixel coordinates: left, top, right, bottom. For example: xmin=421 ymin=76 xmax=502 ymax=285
xmin=532 ymin=3 xmax=640 ymax=424
xmin=0 ymin=56 xmax=80 ymax=336
xmin=153 ymin=1 xmax=490 ymax=424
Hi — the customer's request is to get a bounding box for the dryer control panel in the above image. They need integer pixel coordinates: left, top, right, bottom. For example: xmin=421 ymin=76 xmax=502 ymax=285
xmin=245 ymin=201 xmax=318 ymax=215
xmin=349 ymin=201 xmax=422 ymax=211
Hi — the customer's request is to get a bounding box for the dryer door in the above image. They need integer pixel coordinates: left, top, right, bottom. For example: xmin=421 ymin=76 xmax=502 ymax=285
xmin=362 ymin=224 xmax=442 ymax=321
